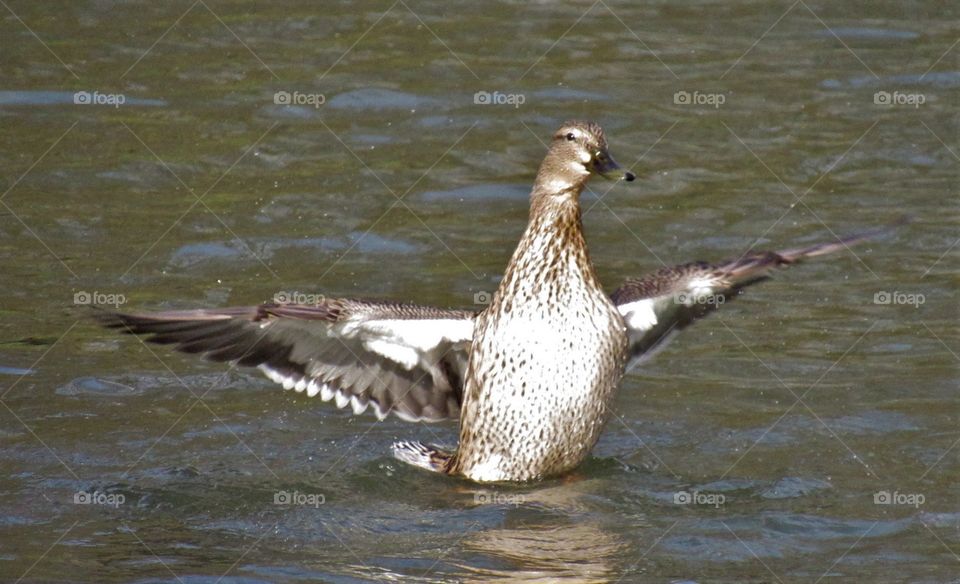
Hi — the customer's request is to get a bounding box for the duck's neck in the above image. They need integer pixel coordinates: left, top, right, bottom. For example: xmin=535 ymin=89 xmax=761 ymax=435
xmin=525 ymin=149 xmax=591 ymax=243
xmin=524 ymin=191 xmax=587 ymax=260
xmin=495 ymin=184 xmax=602 ymax=305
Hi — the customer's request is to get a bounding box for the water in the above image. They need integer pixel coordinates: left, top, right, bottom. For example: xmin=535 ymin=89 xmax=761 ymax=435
xmin=1 ymin=1 xmax=957 ymax=582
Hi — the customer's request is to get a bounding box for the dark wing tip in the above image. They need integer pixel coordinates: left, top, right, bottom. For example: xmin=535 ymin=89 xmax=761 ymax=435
xmin=776 ymin=216 xmax=908 ymax=263
xmin=89 ymin=306 xmax=144 ymax=332
xmin=89 ymin=307 xmax=261 ymax=352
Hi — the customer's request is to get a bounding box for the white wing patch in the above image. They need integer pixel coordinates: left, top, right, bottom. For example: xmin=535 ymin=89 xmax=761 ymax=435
xmin=617 ymin=298 xmax=659 ymax=333
xmin=615 ymin=276 xmax=727 ymax=372
xmin=359 ymin=318 xmax=474 ymax=349
xmin=362 ymin=338 xmax=419 ymax=369
xmin=688 ymin=276 xmax=718 ymax=298
xmin=355 ymin=318 xmax=474 ymax=370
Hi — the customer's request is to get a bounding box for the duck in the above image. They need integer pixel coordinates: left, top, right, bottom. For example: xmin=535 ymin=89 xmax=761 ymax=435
xmin=97 ymin=120 xmax=893 ymax=483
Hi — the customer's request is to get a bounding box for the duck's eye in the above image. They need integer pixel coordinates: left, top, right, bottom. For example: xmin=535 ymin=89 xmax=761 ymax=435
xmin=565 ymin=132 xmax=576 ymax=141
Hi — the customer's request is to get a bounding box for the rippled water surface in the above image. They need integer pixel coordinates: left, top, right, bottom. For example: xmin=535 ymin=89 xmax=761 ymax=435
xmin=1 ymin=1 xmax=957 ymax=582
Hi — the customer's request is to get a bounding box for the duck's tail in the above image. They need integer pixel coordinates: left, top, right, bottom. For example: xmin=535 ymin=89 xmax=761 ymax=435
xmin=391 ymin=441 xmax=454 ymax=474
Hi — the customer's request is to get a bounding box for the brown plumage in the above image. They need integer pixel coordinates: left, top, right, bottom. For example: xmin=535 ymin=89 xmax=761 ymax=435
xmin=96 ymin=121 xmax=900 ymax=482
xmin=439 ymin=123 xmax=634 ymax=480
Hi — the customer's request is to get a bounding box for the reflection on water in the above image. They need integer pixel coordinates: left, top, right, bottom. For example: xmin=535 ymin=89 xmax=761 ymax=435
xmin=462 ymin=522 xmax=625 ymax=583
xmin=1 ymin=0 xmax=956 ymax=581
xmin=456 ymin=480 xmax=636 ymax=582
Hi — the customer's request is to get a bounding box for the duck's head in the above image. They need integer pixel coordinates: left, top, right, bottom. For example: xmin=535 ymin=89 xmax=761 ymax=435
xmin=534 ymin=121 xmax=635 ymax=194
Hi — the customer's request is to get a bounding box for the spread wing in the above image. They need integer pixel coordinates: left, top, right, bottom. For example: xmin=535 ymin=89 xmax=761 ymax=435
xmin=96 ymin=300 xmax=477 ymax=422
xmin=612 ymin=225 xmax=897 ymax=371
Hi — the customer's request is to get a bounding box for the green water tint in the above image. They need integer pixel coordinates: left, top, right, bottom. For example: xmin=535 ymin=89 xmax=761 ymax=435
xmin=0 ymin=1 xmax=956 ymax=581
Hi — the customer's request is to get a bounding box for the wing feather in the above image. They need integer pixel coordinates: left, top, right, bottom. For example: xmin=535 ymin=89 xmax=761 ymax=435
xmin=612 ymin=222 xmax=902 ymax=370
xmin=96 ymin=299 xmax=476 ymax=422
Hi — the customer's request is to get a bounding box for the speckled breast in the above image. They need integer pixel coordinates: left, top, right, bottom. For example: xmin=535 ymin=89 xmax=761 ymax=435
xmin=455 ymin=283 xmax=628 ymax=482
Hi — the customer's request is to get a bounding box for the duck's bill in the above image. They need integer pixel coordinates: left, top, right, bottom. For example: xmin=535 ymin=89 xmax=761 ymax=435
xmin=594 ymin=154 xmax=636 ymax=181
